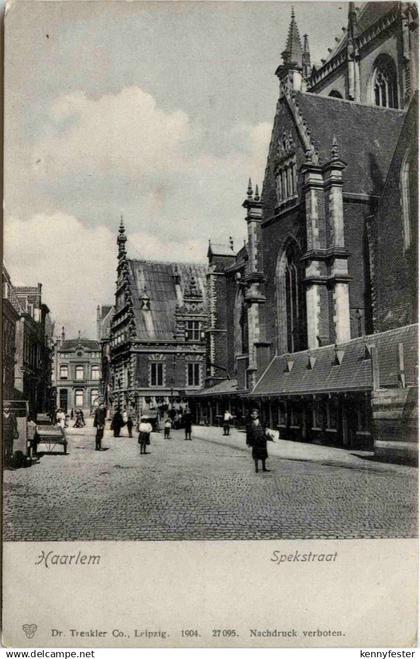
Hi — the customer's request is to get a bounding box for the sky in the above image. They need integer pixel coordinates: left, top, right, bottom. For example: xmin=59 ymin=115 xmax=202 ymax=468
xmin=4 ymin=0 xmax=349 ymax=337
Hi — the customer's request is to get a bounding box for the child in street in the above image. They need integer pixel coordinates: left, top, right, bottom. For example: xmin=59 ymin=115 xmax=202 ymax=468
xmin=164 ymin=418 xmax=172 ymax=439
xmin=138 ymin=418 xmax=153 ymax=455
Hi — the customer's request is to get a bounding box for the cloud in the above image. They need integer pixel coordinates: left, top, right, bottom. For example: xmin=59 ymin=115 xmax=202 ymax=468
xmin=4 ymin=213 xmax=116 ymax=336
xmin=5 ymin=88 xmax=273 ymax=336
xmin=33 ymin=87 xmax=192 ymax=179
xmin=4 ymin=212 xmax=206 ymax=336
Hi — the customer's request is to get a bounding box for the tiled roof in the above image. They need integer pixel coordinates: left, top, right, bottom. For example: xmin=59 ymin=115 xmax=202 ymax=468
xmin=61 ymin=338 xmax=100 ymax=351
xmin=128 ymin=260 xmax=207 ymax=341
xmin=293 ymin=92 xmax=405 ymax=195
xmin=195 ymin=379 xmax=239 ymax=397
xmin=252 ymin=325 xmax=418 ymax=397
xmin=207 ymin=243 xmax=235 ymax=258
xmin=2 ymin=266 xmax=22 ymax=314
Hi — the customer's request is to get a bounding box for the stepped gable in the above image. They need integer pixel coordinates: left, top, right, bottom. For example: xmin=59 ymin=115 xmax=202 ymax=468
xmin=127 ymin=260 xmax=207 ymax=341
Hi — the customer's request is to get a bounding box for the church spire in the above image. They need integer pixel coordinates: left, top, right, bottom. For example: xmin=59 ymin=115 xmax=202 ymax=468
xmin=302 ymin=33 xmax=311 ymax=79
xmin=281 ymin=7 xmax=303 ymax=67
xmin=275 ymin=7 xmax=307 ymax=92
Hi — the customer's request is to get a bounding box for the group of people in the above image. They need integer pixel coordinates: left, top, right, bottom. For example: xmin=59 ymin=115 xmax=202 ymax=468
xmin=109 ymin=408 xmax=135 ymax=438
xmin=9 ymin=401 xmax=273 ymax=474
xmin=54 ymin=408 xmax=85 ymax=429
xmin=92 ymin=405 xmax=195 ymax=453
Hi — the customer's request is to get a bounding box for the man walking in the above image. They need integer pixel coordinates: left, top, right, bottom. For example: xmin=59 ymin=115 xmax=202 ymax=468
xmin=94 ymin=403 xmax=106 ymax=451
xmin=222 ymin=409 xmax=233 ymax=436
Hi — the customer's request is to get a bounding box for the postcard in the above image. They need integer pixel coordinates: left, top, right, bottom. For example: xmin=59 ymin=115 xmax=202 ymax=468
xmin=2 ymin=0 xmax=418 ymax=649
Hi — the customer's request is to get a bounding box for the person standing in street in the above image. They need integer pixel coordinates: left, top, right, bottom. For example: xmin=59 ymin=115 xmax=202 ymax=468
xmin=27 ymin=416 xmax=38 ymax=458
xmin=56 ymin=408 xmax=66 ymax=429
xmin=138 ymin=418 xmax=152 ymax=455
xmin=111 ymin=408 xmax=123 ymax=437
xmin=94 ymin=403 xmax=107 ymax=451
xmin=246 ymin=408 xmax=270 ymax=473
xmin=183 ymin=408 xmax=193 ymax=440
xmin=222 ymin=409 xmax=233 ymax=436
xmin=126 ymin=409 xmax=134 ymax=438
xmin=164 ymin=417 xmax=172 ymax=439
xmin=3 ymin=405 xmax=18 ymax=466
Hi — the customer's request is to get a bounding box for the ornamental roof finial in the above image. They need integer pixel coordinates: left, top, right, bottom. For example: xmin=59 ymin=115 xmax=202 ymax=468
xmin=331 ymin=135 xmax=339 ymax=160
xmin=247 ymin=178 xmax=253 ymax=199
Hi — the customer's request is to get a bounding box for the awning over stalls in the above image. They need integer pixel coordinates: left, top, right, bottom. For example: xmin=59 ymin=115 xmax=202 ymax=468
xmin=192 ymin=379 xmax=242 ymax=397
xmin=251 ymin=325 xmax=418 ymax=398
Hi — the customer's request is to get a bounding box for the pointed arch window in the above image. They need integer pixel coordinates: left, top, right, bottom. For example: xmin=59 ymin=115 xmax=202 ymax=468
xmin=276 ymin=158 xmax=297 ymax=206
xmin=285 ymin=244 xmax=303 ymax=352
xmin=276 ymin=239 xmax=307 ymax=354
xmin=372 ymin=56 xmax=398 ymax=109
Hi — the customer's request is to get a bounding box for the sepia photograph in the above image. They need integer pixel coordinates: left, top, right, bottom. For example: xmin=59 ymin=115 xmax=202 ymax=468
xmin=3 ymin=0 xmax=418 ymax=543
xmin=2 ymin=0 xmax=418 ymax=649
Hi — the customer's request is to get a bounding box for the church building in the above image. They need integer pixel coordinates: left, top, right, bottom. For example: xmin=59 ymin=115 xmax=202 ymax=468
xmin=193 ymin=2 xmax=418 ymax=462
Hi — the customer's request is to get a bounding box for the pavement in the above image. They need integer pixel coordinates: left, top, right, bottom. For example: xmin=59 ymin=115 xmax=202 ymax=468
xmin=3 ymin=421 xmax=417 ymax=542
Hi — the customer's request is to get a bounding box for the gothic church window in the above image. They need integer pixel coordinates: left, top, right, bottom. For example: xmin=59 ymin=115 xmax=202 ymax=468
xmin=284 ymin=242 xmax=306 ymax=353
xmin=275 ymin=131 xmax=297 ymax=207
xmin=276 ymin=160 xmax=297 ymax=205
xmin=372 ymin=55 xmax=398 ymax=108
xmin=276 ymin=239 xmax=307 ymax=354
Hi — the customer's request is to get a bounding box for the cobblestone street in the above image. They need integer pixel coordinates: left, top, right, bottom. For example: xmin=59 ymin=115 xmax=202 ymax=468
xmin=3 ymin=422 xmax=417 ymax=541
